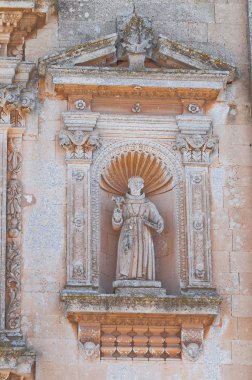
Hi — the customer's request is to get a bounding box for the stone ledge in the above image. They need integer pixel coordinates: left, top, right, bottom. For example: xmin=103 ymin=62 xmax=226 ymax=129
xmin=61 ymin=291 xmax=222 ymax=362
xmin=61 ymin=290 xmax=222 ymax=321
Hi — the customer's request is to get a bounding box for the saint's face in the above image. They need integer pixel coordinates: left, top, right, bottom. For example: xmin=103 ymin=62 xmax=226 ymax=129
xmin=128 ymin=177 xmax=144 ymax=196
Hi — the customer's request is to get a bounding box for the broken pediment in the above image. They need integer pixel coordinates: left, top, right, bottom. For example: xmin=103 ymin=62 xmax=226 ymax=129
xmin=39 ymin=11 xmax=236 ymax=82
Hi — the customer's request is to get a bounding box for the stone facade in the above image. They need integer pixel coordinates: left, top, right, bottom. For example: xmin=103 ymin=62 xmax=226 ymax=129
xmin=0 ymin=0 xmax=251 ymax=379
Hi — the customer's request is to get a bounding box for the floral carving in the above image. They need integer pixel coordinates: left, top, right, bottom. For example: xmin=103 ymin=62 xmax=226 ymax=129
xmin=131 ymin=103 xmax=141 ymax=113
xmin=75 ymin=99 xmax=87 ymax=110
xmin=59 ymin=130 xmax=101 ymax=160
xmin=175 ymin=134 xmax=218 ymax=163
xmin=72 ymin=170 xmax=84 ymax=181
xmin=7 ymin=139 xmax=22 ymax=239
xmin=0 ymin=86 xmax=35 ymax=127
xmin=188 ymin=104 xmax=200 ymax=114
xmin=6 ymin=241 xmax=21 ymax=330
xmin=6 ymin=137 xmax=23 ymax=331
xmin=72 ymin=265 xmax=84 ymax=279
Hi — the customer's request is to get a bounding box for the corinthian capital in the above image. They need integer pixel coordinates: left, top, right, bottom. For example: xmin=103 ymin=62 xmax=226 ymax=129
xmin=174 ymin=134 xmax=218 ymax=164
xmin=59 ymin=129 xmax=100 ymax=160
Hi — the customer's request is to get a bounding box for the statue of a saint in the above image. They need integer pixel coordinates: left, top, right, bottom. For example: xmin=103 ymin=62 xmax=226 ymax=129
xmin=112 ymin=176 xmax=164 ymax=281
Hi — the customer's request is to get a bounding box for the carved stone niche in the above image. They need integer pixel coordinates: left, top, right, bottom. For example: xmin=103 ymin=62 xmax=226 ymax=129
xmin=41 ymin=10 xmax=236 ymax=362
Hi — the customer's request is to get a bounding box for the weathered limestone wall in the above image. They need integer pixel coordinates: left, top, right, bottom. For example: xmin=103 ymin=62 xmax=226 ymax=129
xmin=19 ymin=0 xmax=252 ymax=379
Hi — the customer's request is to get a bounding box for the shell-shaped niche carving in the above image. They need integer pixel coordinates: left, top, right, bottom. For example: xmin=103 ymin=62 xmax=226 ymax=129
xmin=100 ymin=150 xmax=173 ymax=196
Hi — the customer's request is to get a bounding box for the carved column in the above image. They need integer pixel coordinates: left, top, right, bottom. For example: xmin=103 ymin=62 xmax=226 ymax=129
xmin=0 ymin=125 xmax=9 ymax=331
xmin=59 ymin=113 xmax=100 ymax=291
xmin=175 ymin=116 xmax=217 ymax=290
xmin=6 ymin=127 xmax=25 ymax=332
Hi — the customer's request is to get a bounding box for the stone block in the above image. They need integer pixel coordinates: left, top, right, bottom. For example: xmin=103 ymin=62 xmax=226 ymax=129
xmin=39 ymin=99 xmax=67 ymax=122
xmin=232 ymin=296 xmax=252 ymax=317
xmin=238 ymin=317 xmax=252 ymax=340
xmin=215 ymin=273 xmax=239 ymax=295
xmin=215 ymin=3 xmax=247 ymax=24
xmin=232 ymin=340 xmax=252 ymax=365
xmin=221 ymin=364 xmax=252 ymax=380
xmin=219 ymin=316 xmax=238 ymax=340
xmin=211 ymin=229 xmax=232 ymax=251
xmin=58 ymin=0 xmax=95 ymax=22
xmin=212 ymin=251 xmax=230 ymax=274
xmin=229 ymin=208 xmax=252 ymax=230
xmin=227 ymin=166 xmax=252 ymax=187
xmin=153 ymin=21 xmax=208 ymax=43
xmin=136 ymin=1 xmax=215 ymax=23
xmin=231 ymin=252 xmax=252 ymax=273
xmin=211 ymin=210 xmax=229 ymax=230
xmin=240 ymin=273 xmax=252 ymax=295
xmin=219 ymin=141 xmax=249 ymax=172
xmin=208 ymin=22 xmax=248 ymax=65
xmin=233 ymin=230 xmax=252 ymax=251
xmin=224 ymin=186 xmax=251 ymax=208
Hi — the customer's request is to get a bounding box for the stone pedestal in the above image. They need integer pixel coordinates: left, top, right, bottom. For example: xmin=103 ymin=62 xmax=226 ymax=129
xmin=113 ymin=280 xmax=167 ymax=297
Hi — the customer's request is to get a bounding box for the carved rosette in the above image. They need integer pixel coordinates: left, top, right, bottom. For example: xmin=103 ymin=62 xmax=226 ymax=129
xmin=6 ymin=136 xmax=23 ymax=331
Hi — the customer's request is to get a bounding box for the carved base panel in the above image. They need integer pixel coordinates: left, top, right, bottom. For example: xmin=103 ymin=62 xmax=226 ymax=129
xmin=100 ymin=324 xmax=181 ymax=360
xmin=62 ymin=292 xmax=221 ymax=362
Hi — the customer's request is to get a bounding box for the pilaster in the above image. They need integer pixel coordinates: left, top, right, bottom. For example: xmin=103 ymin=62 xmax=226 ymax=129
xmin=59 ymin=112 xmax=100 ymax=291
xmin=175 ymin=115 xmax=217 ymax=291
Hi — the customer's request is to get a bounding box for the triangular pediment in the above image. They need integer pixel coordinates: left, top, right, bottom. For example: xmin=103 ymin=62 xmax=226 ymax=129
xmin=39 ymin=33 xmax=235 ymax=82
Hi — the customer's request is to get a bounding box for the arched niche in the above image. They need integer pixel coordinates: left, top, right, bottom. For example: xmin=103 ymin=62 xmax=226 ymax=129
xmin=91 ymin=140 xmax=186 ymax=294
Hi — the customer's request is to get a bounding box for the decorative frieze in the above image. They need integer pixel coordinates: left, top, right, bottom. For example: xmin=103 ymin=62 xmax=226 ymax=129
xmin=6 ymin=132 xmax=24 ymax=331
xmin=0 ymin=126 xmax=8 ymax=332
xmin=0 ymin=125 xmax=35 ymax=378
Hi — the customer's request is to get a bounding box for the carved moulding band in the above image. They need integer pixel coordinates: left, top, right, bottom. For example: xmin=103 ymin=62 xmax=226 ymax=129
xmin=91 ymin=139 xmax=187 ymax=289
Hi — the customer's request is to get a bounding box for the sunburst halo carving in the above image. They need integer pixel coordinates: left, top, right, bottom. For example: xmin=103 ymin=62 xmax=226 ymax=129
xmin=100 ymin=151 xmax=173 ymax=196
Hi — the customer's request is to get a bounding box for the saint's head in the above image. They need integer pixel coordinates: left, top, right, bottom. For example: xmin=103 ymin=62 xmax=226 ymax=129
xmin=128 ymin=176 xmax=144 ymax=196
